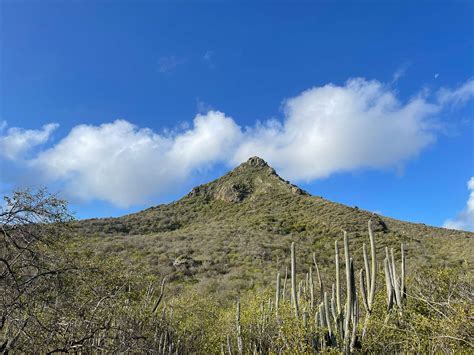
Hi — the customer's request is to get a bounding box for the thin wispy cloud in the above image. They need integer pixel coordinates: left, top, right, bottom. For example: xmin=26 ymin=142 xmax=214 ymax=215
xmin=158 ymin=56 xmax=186 ymax=73
xmin=391 ymin=63 xmax=410 ymax=84
xmin=203 ymin=50 xmax=215 ymax=68
xmin=196 ymin=98 xmax=214 ymax=113
xmin=437 ymin=77 xmax=474 ymax=106
xmin=1 ymin=77 xmax=473 ymax=209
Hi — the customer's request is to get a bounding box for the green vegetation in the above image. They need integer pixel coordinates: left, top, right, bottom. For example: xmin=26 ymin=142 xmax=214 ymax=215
xmin=71 ymin=157 xmax=472 ymax=302
xmin=2 ymin=158 xmax=473 ymax=352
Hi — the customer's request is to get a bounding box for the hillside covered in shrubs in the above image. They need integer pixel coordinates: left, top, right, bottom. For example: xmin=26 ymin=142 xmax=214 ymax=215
xmin=73 ymin=157 xmax=472 ymax=297
xmin=1 ymin=157 xmax=473 ymax=353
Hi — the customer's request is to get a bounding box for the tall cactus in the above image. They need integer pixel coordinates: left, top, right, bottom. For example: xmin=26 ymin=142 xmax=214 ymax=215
xmin=360 ymin=269 xmax=369 ymax=312
xmin=323 ymin=291 xmax=332 ymax=339
xmin=360 ymin=220 xmax=377 ymax=337
xmin=401 ymin=243 xmax=406 ymax=301
xmin=268 ymin=220 xmax=407 ymax=352
xmin=383 ymin=244 xmax=407 ymax=311
xmin=343 ymin=231 xmax=352 ymax=344
xmin=236 ymin=300 xmax=243 ymax=355
xmin=275 ymin=272 xmax=280 ymax=314
xmin=330 ymin=283 xmax=337 ymax=326
xmin=334 ymin=239 xmax=344 ymax=338
xmin=368 ymin=221 xmax=377 ymax=306
xmin=360 ymin=221 xmax=377 ymax=313
xmin=282 ymin=266 xmax=288 ymax=303
xmin=335 ymin=240 xmax=342 ymax=316
xmin=350 ymin=293 xmax=359 ymax=352
xmin=290 ymin=242 xmax=299 ymax=317
xmin=313 ymin=252 xmax=324 ymax=302
xmin=390 ymin=248 xmax=402 ymax=308
xmin=383 ymin=257 xmax=394 ymax=310
xmin=344 ymin=257 xmax=358 ymax=351
xmin=362 ymin=244 xmax=371 ymax=298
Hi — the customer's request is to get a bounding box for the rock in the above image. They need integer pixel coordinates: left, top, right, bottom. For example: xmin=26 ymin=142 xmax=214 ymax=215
xmin=246 ymin=156 xmax=269 ymax=168
xmin=173 ymin=255 xmax=199 ymax=268
xmin=215 ymin=183 xmax=253 ymax=203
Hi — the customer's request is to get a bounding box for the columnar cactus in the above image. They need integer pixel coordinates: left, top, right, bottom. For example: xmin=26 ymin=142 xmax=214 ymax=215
xmin=360 ymin=220 xmax=377 ymax=337
xmin=401 ymin=243 xmax=406 ymax=301
xmin=275 ymin=272 xmax=280 ymax=314
xmin=343 ymin=232 xmax=353 ymax=345
xmin=282 ymin=266 xmax=288 ymax=303
xmin=290 ymin=242 xmax=299 ymax=317
xmin=313 ymin=252 xmax=324 ymax=302
xmin=323 ymin=291 xmax=333 ymax=339
xmin=391 ymin=248 xmax=402 ymax=308
xmin=383 ymin=243 xmax=406 ymax=311
xmin=236 ymin=300 xmax=243 ymax=354
xmin=368 ymin=221 xmax=377 ymax=306
xmin=334 ymin=240 xmax=341 ymax=313
xmin=330 ymin=283 xmax=338 ymax=326
xmin=384 ymin=256 xmax=394 ymax=310
xmin=270 ymin=220 xmax=407 ymax=353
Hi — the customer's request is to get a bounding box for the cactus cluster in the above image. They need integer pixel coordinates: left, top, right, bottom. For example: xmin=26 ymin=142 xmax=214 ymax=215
xmin=226 ymin=220 xmax=407 ymax=353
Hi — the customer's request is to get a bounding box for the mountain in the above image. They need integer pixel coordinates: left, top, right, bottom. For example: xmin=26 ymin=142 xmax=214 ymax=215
xmin=74 ymin=157 xmax=473 ymax=296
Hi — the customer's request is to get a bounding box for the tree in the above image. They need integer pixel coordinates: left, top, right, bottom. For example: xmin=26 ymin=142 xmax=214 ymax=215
xmin=0 ymin=188 xmax=171 ymax=353
xmin=0 ymin=188 xmax=73 ymax=352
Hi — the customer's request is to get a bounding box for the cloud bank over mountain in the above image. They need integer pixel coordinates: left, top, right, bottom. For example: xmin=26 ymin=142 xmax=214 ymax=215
xmin=31 ymin=112 xmax=239 ymax=207
xmin=1 ymin=77 xmax=473 ymax=210
xmin=232 ymin=78 xmax=439 ymax=180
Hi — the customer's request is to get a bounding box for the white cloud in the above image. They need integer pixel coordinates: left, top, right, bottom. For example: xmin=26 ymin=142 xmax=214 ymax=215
xmin=30 ymin=112 xmax=241 ymax=207
xmin=232 ymin=78 xmax=439 ymax=180
xmin=443 ymin=177 xmax=474 ymax=232
xmin=0 ymin=122 xmax=58 ymax=160
xmin=3 ymin=77 xmax=474 ymax=207
xmin=437 ymin=78 xmax=474 ymax=106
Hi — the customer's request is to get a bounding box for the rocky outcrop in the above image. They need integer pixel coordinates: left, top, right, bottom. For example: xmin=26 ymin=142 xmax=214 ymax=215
xmin=215 ymin=183 xmax=253 ymax=203
xmin=185 ymin=156 xmax=308 ymax=203
xmin=173 ymin=255 xmax=199 ymax=268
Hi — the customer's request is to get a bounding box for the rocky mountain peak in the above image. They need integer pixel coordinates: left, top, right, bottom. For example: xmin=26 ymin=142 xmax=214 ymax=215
xmin=186 ymin=156 xmax=308 ymax=203
xmin=232 ymin=156 xmax=275 ymax=174
xmin=245 ymin=156 xmax=270 ymax=168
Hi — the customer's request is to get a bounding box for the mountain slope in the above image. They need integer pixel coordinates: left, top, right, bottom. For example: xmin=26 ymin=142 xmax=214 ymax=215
xmin=73 ymin=157 xmax=473 ymax=297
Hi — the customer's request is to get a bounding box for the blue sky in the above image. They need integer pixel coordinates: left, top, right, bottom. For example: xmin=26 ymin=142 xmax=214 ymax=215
xmin=1 ymin=1 xmax=473 ymax=230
